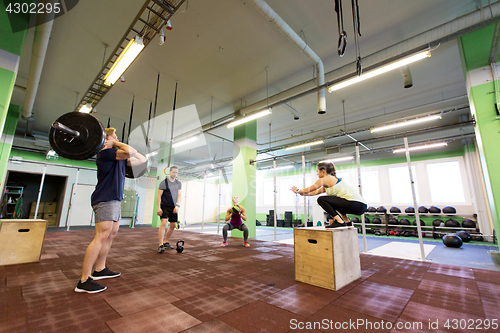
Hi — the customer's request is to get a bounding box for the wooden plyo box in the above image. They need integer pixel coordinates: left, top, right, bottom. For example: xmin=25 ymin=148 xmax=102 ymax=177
xmin=0 ymin=219 xmax=48 ymax=266
xmin=294 ymin=226 xmax=361 ymax=291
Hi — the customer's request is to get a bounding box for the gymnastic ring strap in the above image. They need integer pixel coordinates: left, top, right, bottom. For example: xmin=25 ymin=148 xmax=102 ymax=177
xmin=338 ymin=31 xmax=347 ymax=57
xmin=356 ymin=56 xmax=362 ymax=76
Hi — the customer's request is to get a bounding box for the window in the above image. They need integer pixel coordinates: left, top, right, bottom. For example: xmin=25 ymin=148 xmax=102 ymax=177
xmin=263 ymin=179 xmax=274 ymax=205
xmin=279 ymin=177 xmax=295 ymax=205
xmin=361 ymin=169 xmax=381 ymax=203
xmin=336 ymin=170 xmax=351 ymax=185
xmin=426 ymin=161 xmax=465 ymax=203
xmin=389 ymin=166 xmax=419 ymax=204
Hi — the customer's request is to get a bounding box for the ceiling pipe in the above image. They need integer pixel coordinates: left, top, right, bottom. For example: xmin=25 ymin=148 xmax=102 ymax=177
xmin=21 ymin=10 xmax=55 ymax=136
xmin=259 ymin=95 xmax=468 ymax=146
xmin=245 ymin=0 xmax=326 ymax=115
xmin=280 ymin=103 xmax=299 ymax=120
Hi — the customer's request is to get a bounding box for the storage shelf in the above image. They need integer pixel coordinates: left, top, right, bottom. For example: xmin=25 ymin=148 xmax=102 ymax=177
xmin=353 ymin=223 xmax=476 ymax=230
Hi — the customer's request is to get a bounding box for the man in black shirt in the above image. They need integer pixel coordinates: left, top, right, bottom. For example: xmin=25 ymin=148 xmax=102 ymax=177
xmin=156 ymin=166 xmax=182 ymax=253
xmin=75 ymin=127 xmax=145 ymax=293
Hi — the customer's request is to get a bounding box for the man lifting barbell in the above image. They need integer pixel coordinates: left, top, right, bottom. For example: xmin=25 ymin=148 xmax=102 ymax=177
xmin=75 ymin=127 xmax=146 ymax=293
xmin=48 ymin=112 xmax=147 ymax=293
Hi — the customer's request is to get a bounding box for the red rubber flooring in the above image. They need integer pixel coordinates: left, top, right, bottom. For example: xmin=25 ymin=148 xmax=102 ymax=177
xmin=1 ymin=227 xmax=499 ymax=333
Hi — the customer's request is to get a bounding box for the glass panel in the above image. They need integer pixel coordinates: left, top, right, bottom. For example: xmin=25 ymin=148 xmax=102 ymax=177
xmin=389 ymin=166 xmax=418 ymax=203
xmin=427 ymin=161 xmax=465 ymax=203
xmin=361 ymin=170 xmax=381 ymax=203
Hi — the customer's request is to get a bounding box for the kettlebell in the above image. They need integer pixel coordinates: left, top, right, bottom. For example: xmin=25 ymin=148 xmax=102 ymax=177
xmin=176 ymin=240 xmax=185 ymax=253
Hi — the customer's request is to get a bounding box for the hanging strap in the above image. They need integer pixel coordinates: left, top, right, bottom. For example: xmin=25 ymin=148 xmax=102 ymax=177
xmin=335 ymin=0 xmax=347 ymax=57
xmin=351 ymin=0 xmax=362 ymax=75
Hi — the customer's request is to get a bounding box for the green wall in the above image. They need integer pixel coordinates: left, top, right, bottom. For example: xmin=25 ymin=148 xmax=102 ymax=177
xmin=458 ymin=23 xmax=500 ymax=251
xmin=9 ymin=149 xmax=97 ymax=169
xmin=0 ymin=104 xmax=20 ymax=186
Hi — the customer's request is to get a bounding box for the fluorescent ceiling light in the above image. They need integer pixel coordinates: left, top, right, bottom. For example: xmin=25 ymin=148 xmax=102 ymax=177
xmin=79 ymin=103 xmax=92 ymax=113
xmin=275 ymin=165 xmax=294 ymax=171
xmin=321 ymin=156 xmax=354 ymax=163
xmin=328 ymin=50 xmax=431 ymax=93
xmin=393 ymin=142 xmax=447 ymax=154
xmin=371 ymin=115 xmax=441 ymax=133
xmin=172 ymin=136 xmax=198 ymax=148
xmin=227 ymin=109 xmax=271 ymax=128
xmin=284 ymin=140 xmax=324 ymax=151
xmin=103 ymin=37 xmax=145 ymax=86
xmin=146 ymin=151 xmax=158 ymax=158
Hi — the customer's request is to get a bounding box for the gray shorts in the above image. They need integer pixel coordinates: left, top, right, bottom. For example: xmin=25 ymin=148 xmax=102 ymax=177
xmin=93 ymin=200 xmax=121 ymax=223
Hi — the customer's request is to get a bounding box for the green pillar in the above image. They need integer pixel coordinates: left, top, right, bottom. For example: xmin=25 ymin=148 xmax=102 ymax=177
xmin=1 ymin=3 xmax=29 ymax=188
xmin=232 ymin=121 xmax=257 ymax=239
xmin=458 ymin=24 xmax=500 ymax=251
xmin=0 ymin=104 xmax=20 ymax=186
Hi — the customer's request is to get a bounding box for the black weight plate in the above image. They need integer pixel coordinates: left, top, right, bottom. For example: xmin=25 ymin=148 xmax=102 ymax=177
xmin=49 ymin=112 xmax=105 ymax=160
xmin=125 ymin=157 xmax=150 ymax=178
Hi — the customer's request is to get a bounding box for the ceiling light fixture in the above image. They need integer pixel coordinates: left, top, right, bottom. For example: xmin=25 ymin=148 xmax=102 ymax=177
xmin=226 ymin=109 xmax=271 ymax=128
xmin=328 ymin=50 xmax=431 ymax=93
xmin=275 ymin=165 xmax=294 ymax=171
xmin=103 ymin=36 xmax=145 ymax=86
xmin=284 ymin=140 xmax=324 ymax=151
xmin=320 ymin=156 xmax=354 ymax=163
xmin=172 ymin=136 xmax=198 ymax=148
xmin=371 ymin=114 xmax=441 ymax=133
xmin=78 ymin=103 xmax=92 ymax=113
xmin=393 ymin=142 xmax=447 ymax=154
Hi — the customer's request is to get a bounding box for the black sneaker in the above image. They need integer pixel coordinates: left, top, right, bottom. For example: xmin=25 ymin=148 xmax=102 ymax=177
xmin=158 ymin=244 xmax=165 ymax=253
xmin=91 ymin=267 xmax=121 ymax=280
xmin=325 ymin=221 xmax=349 ymax=229
xmin=163 ymin=242 xmax=173 ymax=249
xmin=74 ymin=277 xmax=107 ymax=293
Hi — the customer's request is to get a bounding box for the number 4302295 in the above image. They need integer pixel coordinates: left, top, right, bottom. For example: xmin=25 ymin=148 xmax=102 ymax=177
xmin=6 ymin=2 xmax=61 ymax=14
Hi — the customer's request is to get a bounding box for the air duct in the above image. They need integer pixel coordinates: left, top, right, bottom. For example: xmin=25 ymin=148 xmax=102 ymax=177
xmin=21 ymin=10 xmax=55 ymax=135
xmin=399 ymin=65 xmax=413 ymax=88
xmin=281 ymin=103 xmax=299 ymax=120
xmin=246 ymin=0 xmax=326 ymax=115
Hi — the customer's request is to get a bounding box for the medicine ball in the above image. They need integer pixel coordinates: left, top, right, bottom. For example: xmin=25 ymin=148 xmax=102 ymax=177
xmin=462 ymin=219 xmax=476 ymax=229
xmin=445 ymin=219 xmax=460 ymax=228
xmin=443 ymin=206 xmax=456 ymax=214
xmin=364 ymin=217 xmax=370 ymax=224
xmin=418 ymin=206 xmax=429 ymax=214
xmin=232 ymin=205 xmax=241 ymax=214
xmin=367 ymin=206 xmax=377 ymax=213
xmin=442 ymin=234 xmax=463 ymax=248
xmin=390 ymin=206 xmax=401 ymax=213
xmin=388 ymin=217 xmax=399 ymax=225
xmin=429 ymin=206 xmax=441 ymax=214
xmin=456 ymin=230 xmax=471 ymax=243
xmin=351 ymin=216 xmax=360 ymax=224
xmin=413 ymin=219 xmax=425 ymax=226
xmin=405 ymin=207 xmax=415 ymax=213
xmin=372 ymin=217 xmax=382 ymax=224
xmin=432 ymin=219 xmax=444 ymax=227
xmin=376 ymin=206 xmax=387 ymax=213
xmin=399 ymin=218 xmax=411 ymax=225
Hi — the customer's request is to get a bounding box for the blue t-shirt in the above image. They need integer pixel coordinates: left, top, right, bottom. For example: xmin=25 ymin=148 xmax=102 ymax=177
xmin=91 ymin=148 xmax=127 ymax=206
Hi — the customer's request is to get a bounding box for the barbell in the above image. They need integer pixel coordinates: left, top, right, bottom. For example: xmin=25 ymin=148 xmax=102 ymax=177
xmin=49 ymin=112 xmax=149 ymax=178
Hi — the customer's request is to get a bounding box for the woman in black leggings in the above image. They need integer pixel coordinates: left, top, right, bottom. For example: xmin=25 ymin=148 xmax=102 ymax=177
xmin=291 ymin=161 xmax=367 ymax=228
